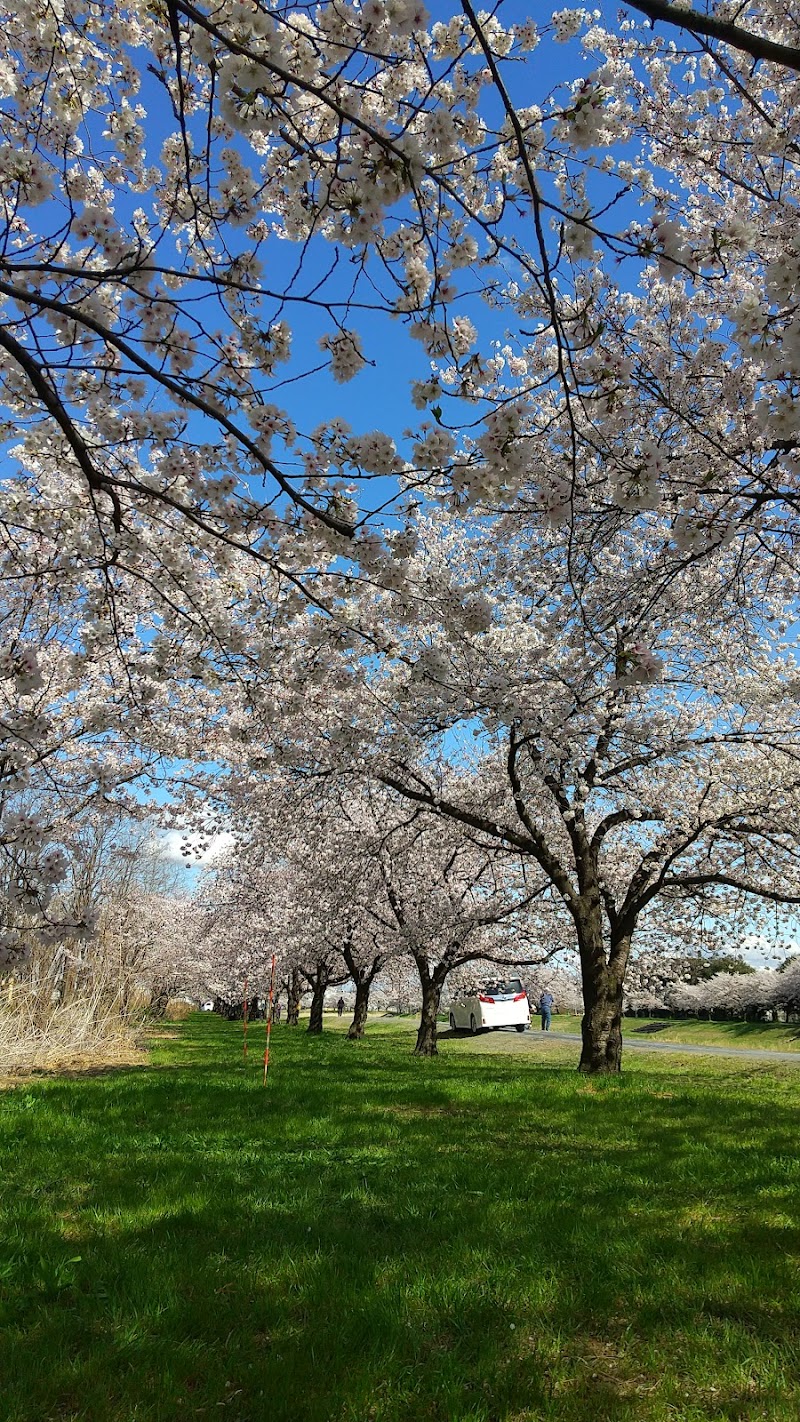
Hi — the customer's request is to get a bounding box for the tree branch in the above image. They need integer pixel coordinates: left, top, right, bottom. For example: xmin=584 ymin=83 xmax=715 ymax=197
xmin=661 ymin=871 xmax=800 ymax=904
xmin=625 ymin=0 xmax=800 ymax=72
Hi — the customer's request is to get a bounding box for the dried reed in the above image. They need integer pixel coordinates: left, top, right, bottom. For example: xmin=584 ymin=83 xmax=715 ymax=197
xmin=0 ymin=976 xmax=144 ymax=1076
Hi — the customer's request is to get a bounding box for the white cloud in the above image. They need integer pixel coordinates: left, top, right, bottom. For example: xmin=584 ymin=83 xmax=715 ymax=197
xmin=157 ymin=829 xmax=235 ymax=865
xmin=737 ymin=933 xmax=798 ymax=969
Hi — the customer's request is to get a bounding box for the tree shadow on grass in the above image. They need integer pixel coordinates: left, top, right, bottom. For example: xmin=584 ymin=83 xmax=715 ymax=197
xmin=1 ymin=1017 xmax=798 ymax=1422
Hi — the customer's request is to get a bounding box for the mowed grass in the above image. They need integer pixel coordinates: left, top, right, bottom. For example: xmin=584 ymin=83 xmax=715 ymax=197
xmin=547 ymin=1015 xmax=800 ymax=1052
xmin=1 ymin=1017 xmax=799 ymax=1422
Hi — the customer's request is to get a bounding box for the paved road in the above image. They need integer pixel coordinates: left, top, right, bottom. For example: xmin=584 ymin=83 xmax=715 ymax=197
xmin=440 ymin=1027 xmax=800 ymax=1064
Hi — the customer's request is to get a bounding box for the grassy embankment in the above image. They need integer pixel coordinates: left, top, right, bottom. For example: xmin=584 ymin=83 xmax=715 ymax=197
xmin=546 ymin=1015 xmax=800 ymax=1051
xmin=1 ymin=1014 xmax=799 ymax=1422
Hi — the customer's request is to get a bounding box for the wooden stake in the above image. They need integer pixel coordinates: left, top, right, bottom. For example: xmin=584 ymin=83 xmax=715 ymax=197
xmin=263 ymin=954 xmax=276 ymax=1087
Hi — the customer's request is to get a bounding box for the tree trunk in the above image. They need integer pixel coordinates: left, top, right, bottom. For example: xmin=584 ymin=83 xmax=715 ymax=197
xmin=577 ymin=932 xmax=631 ymax=1075
xmin=579 ymin=974 xmax=624 ymax=1073
xmin=286 ymin=969 xmax=302 ymax=1026
xmin=347 ymin=978 xmax=371 ymax=1039
xmin=307 ymin=967 xmax=330 ymax=1034
xmin=149 ymin=985 xmax=170 ymax=1020
xmin=414 ymin=977 xmax=442 ymax=1056
xmin=214 ymin=996 xmax=241 ymax=1020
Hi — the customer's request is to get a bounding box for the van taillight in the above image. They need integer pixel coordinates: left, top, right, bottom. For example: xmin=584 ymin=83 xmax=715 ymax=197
xmin=513 ymin=993 xmax=527 ymax=1001
xmin=478 ymin=994 xmax=495 ymax=1003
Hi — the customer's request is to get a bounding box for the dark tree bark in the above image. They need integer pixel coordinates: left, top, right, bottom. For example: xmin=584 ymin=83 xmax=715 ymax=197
xmin=341 ymin=941 xmax=385 ymax=1040
xmin=579 ymin=968 xmax=624 ymax=1073
xmin=286 ymin=968 xmax=302 ymax=1026
xmin=307 ymin=969 xmax=329 ymax=1033
xmin=148 ymin=985 xmax=171 ymax=1020
xmin=575 ymin=903 xmax=632 ymax=1074
xmin=414 ymin=977 xmax=443 ymax=1056
xmin=214 ymin=997 xmax=242 ymax=1020
xmin=413 ymin=961 xmax=449 ymax=1056
xmin=304 ymin=956 xmax=350 ymax=1033
xmin=348 ymin=978 xmax=371 ymax=1039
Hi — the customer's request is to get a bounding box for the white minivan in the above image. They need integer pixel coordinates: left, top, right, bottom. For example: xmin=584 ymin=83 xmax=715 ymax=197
xmin=449 ymin=977 xmax=531 ymax=1034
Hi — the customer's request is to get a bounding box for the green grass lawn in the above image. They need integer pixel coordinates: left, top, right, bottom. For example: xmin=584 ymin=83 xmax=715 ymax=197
xmin=546 ymin=1015 xmax=800 ymax=1052
xmin=1 ymin=1015 xmax=799 ymax=1422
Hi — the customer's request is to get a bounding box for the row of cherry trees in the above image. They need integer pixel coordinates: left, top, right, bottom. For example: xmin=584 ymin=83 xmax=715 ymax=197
xmin=4 ymin=1 xmax=800 ymax=1071
xmin=182 ymin=500 xmax=800 ymax=1071
xmin=191 ymin=778 xmax=567 ymax=1054
xmin=632 ymin=960 xmax=800 ymax=1020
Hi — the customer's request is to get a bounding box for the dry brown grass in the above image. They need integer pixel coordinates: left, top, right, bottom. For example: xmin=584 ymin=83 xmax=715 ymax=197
xmin=0 ymin=982 xmax=146 ymax=1079
xmin=163 ymin=998 xmax=195 ymax=1021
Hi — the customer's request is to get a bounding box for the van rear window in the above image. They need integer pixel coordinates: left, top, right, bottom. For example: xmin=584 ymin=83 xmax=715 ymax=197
xmin=481 ymin=979 xmax=525 ymax=997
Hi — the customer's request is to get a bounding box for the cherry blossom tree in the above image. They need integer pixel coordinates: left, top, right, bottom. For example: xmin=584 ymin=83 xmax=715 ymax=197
xmin=282 ymin=965 xmax=304 ymax=1027
xmin=660 ymin=952 xmax=800 ymax=1020
xmin=382 ymin=954 xmax=422 ymax=1016
xmin=177 ymin=754 xmax=555 ymax=1051
xmin=191 ymin=851 xmax=282 ymax=1016
xmin=276 ymin=788 xmax=397 ymax=1035
xmin=143 ymin=894 xmax=204 ymax=1020
xmin=7 ymin=0 xmax=800 ymax=1079
xmin=0 ymin=574 xmax=169 ymax=969
xmin=775 ymin=957 xmax=800 ymax=1018
xmin=311 ymin=783 xmax=543 ymax=1044
xmin=249 ymin=502 xmax=800 ymax=1073
xmin=202 ymin=857 xmax=346 ymax=1026
xmin=666 ymin=968 xmax=771 ymax=1020
xmin=290 ymin=787 xmax=556 ymax=1056
xmin=5 ymin=0 xmax=800 ymax=646
xmin=3 ymin=805 xmax=198 ymax=1072
xmin=189 ymin=795 xmax=374 ymax=1032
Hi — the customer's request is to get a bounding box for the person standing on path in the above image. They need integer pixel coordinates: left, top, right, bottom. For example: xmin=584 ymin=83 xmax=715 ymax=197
xmin=538 ymin=991 xmax=554 ymax=1031
xmin=337 ymin=997 xmax=345 ymax=1018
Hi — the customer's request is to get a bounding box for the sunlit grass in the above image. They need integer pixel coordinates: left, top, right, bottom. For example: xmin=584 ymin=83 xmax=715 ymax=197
xmin=326 ymin=1009 xmax=800 ymax=1054
xmin=1 ymin=1014 xmax=798 ymax=1421
xmin=547 ymin=1014 xmax=800 ymax=1052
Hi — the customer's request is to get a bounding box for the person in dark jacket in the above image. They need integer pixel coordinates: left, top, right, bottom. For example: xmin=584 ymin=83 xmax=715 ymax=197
xmin=538 ymin=991 xmax=554 ymax=1031
xmin=336 ymin=997 xmax=345 ymax=1018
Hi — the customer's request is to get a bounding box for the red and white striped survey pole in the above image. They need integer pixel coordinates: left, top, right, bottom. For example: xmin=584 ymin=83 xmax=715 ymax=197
xmin=263 ymin=954 xmax=276 ymax=1087
xmin=242 ymin=975 xmax=249 ymax=1058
